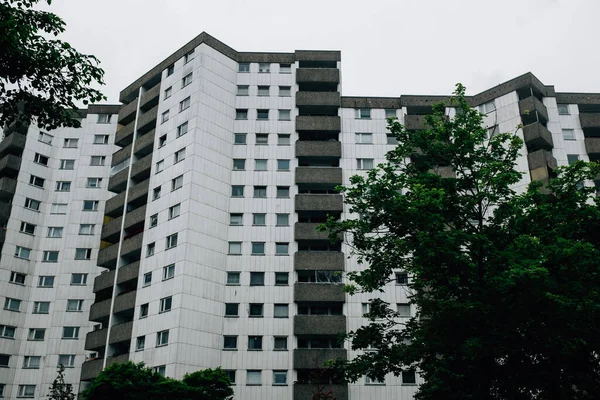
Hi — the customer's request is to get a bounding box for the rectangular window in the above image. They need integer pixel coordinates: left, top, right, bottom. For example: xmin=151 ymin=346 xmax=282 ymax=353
xmin=59 ymin=159 xmax=75 ymax=169
xmin=233 ymin=159 xmax=246 ymax=170
xmin=10 ymin=272 xmax=26 ymax=285
xmin=146 ymin=243 xmax=155 ymax=257
xmin=387 ymin=134 xmax=398 ymax=145
xmin=231 ymin=185 xmax=244 ymax=197
xmin=234 ymin=133 xmax=247 ymax=144
xmin=82 ymin=200 xmax=99 ymax=211
xmin=159 ymin=296 xmax=172 ymax=313
xmin=238 ymin=62 xmax=250 ymax=72
xmin=58 ymin=354 xmax=76 ymax=368
xmin=161 ymin=110 xmax=169 ymax=123
xmin=62 ymin=326 xmax=80 ymax=339
xmin=71 ymin=273 xmax=88 ymax=285
xmin=153 ymin=366 xmax=166 ymax=376
xmin=97 ymin=114 xmax=112 ymax=123
xmin=55 ymin=181 xmax=71 ymax=192
xmin=276 ymin=186 xmax=290 ymax=198
xmin=562 ymin=129 xmax=575 ymax=140
xmin=557 ymin=104 xmax=570 ymax=115
xmin=255 ymin=159 xmax=267 ymax=170
xmin=249 ymin=303 xmax=264 ymax=317
xmin=184 ymin=50 xmax=194 ymax=64
xmin=248 ymin=336 xmax=263 ymax=350
xmin=275 ymin=243 xmax=289 ymax=255
xmin=87 ymin=178 xmax=102 ymax=188
xmin=355 ymin=109 xmax=371 ymax=119
xmin=279 ymin=63 xmax=291 ymax=73
xmin=15 ymin=246 xmax=31 ymax=260
xmin=355 ymin=132 xmax=373 ymax=144
xmin=567 ymin=154 xmax=580 ymax=165
xmin=226 ymin=272 xmax=240 ymax=285
xmin=257 ymin=109 xmax=269 ymax=120
xmin=182 ymin=72 xmax=193 ymax=87
xmin=42 ymin=250 xmax=58 ymax=262
xmin=276 ymin=213 xmax=289 ymax=226
xmin=0 ymin=354 xmax=10 ymax=367
xmin=274 ymin=304 xmax=289 ymax=318
xmin=34 ymin=153 xmax=49 ymax=166
xmin=167 ymin=64 xmax=174 ymax=76
xmin=153 ymin=186 xmax=161 ymax=200
xmin=158 ymin=134 xmax=167 ymax=148
xmin=230 ymin=213 xmax=243 ymax=226
xmin=278 ymin=109 xmax=291 ymax=120
xmin=385 ymin=109 xmax=397 ymax=118
xmin=365 ymin=376 xmax=385 ymax=385
xmin=90 ymin=156 xmax=106 ymax=166
xmin=274 ymin=336 xmax=287 ymax=350
xmin=257 ymin=86 xmax=270 ymax=96
xmin=28 ymin=328 xmax=45 ymax=341
xmin=250 ymin=272 xmax=265 ymax=286
xmin=174 ymin=148 xmax=186 ymax=163
xmin=18 ymin=385 xmax=36 ymax=398
xmin=47 ymin=227 xmax=63 ymax=238
xmin=157 ymin=330 xmax=169 ymax=346
xmin=38 ymin=131 xmax=53 ymax=144
xmin=357 ymin=158 xmax=374 ymax=170
xmin=247 ymin=370 xmax=262 ymax=386
xmin=24 ymin=198 xmax=41 ymax=211
xmin=255 ymin=133 xmax=268 ymax=145
xmin=38 ymin=276 xmax=54 ymax=288
xmin=395 ymin=272 xmax=409 ymax=285
xmin=140 ymin=303 xmax=149 ymax=318
xmin=180 ymin=96 xmax=191 ymax=112
xmin=275 ymin=272 xmax=289 ymax=285
xmin=4 ymin=298 xmax=21 ymax=311
xmin=224 ymin=335 xmax=238 ymax=349
xmin=236 ymin=109 xmax=248 ymax=120
xmin=479 ymin=101 xmax=496 ymax=114
xmin=228 ymin=242 xmax=242 ymax=255
xmin=279 ymin=86 xmax=291 ymax=97
xmin=79 ymin=224 xmax=95 ymax=235
xmin=397 ymin=303 xmax=411 ymax=317
xmin=64 ymin=138 xmax=78 ymax=148
xmin=177 ymin=121 xmax=189 ymax=137
xmin=225 ymin=303 xmax=239 ymax=317
xmin=66 ymin=299 xmax=83 ymax=312
xmin=172 ymin=175 xmax=183 ymax=191
xmin=0 ymin=325 xmax=15 ymax=339
xmin=164 ymin=86 xmax=172 ymax=99
xmin=75 ymin=248 xmax=92 ymax=260
xmin=402 ymin=370 xmax=417 ymax=384
xmin=273 ymin=371 xmax=288 ymax=385
xmin=136 ymin=336 xmax=145 ymax=351
xmin=20 ymin=222 xmax=36 ymax=235
xmin=258 ymin=63 xmax=270 ymax=73
xmin=163 ymin=264 xmax=175 ymax=280
xmin=252 ymin=213 xmax=265 ymax=226
xmin=166 ymin=233 xmax=178 ymax=249
xmin=94 ymin=134 xmax=109 ymax=144
xmin=237 ymin=85 xmax=249 ymax=96
xmin=278 ymin=134 xmax=291 ymax=145
xmin=277 ymin=159 xmax=290 ymax=170
xmin=169 ymin=203 xmax=181 ymax=219
xmin=29 ymin=175 xmax=44 ymax=188
xmin=254 ymin=186 xmax=267 ymax=198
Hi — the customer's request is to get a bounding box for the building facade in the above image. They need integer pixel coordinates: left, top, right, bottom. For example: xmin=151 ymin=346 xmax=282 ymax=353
xmin=1 ymin=32 xmax=599 ymax=399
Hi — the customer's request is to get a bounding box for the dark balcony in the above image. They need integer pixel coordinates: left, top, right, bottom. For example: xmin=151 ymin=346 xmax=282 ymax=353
xmin=120 ymin=233 xmax=143 ymax=257
xmin=296 ymin=116 xmax=341 ymax=132
xmin=85 ymin=328 xmax=107 ymax=351
xmin=579 ymin=113 xmax=600 ymax=130
xmin=81 ymin=358 xmax=103 ymax=381
xmin=130 ymin=154 xmax=152 ymax=182
xmin=296 ymin=167 xmax=342 ymax=185
xmin=113 ymin=291 xmax=136 ymax=314
xmin=297 ymin=68 xmax=340 ymax=83
xmin=294 ymin=283 xmax=345 ymax=302
xmin=124 ymin=204 xmax=146 ymax=231
xmin=111 ymin=144 xmax=131 ymax=167
xmin=127 ymin=179 xmax=150 ymax=204
xmin=108 ymin=167 xmax=129 ymax=194
xmin=293 ymin=349 xmax=347 ymax=369
xmin=140 ymin=84 xmax=160 ymax=112
xmin=295 ymin=222 xmax=331 ymax=241
xmin=404 ymin=114 xmax=431 ymax=131
xmin=117 ymin=100 xmax=137 ymax=126
xmin=0 ymin=201 xmax=11 ymax=226
xmin=134 ymin=129 xmax=155 ymax=157
xmin=137 ymin=105 xmax=158 ymax=134
xmin=295 ymin=194 xmax=343 ymax=212
xmin=294 ymin=384 xmax=348 ymax=400
xmin=585 ymin=137 xmax=600 ymax=161
xmin=89 ymin=298 xmax=111 ymax=322
xmin=117 ymin=261 xmax=140 ymax=284
xmin=101 ymin=216 xmax=122 ymax=243
xmin=115 ymin=120 xmax=135 ymax=147
xmin=528 ymin=149 xmax=558 ymax=183
xmin=296 ymin=141 xmax=341 ymax=158
xmin=296 ymin=92 xmax=340 ymax=108
xmin=105 ymin=191 xmax=126 ymax=218
xmin=0 ymin=177 xmax=17 ymax=199
xmin=294 ymin=315 xmax=346 ymax=336
xmin=109 ymin=321 xmax=133 ymax=344
xmin=106 ymin=353 xmax=130 ymax=366
xmin=519 ymin=96 xmax=549 ymax=125
xmin=93 ymin=270 xmax=116 ymax=293
xmin=0 ymin=154 xmax=21 ymax=177
xmin=98 ymin=242 xmax=118 ymax=269
xmin=294 ymin=252 xmax=345 ymax=271
xmin=523 ymin=122 xmax=554 ymax=152
xmin=0 ymin=131 xmax=26 ymax=156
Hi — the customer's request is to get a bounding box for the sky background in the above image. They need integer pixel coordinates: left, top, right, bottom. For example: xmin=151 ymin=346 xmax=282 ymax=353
xmin=43 ymin=0 xmax=599 ymax=104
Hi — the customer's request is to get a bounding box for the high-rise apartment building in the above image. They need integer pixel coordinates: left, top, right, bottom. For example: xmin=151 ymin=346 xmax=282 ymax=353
xmin=1 ymin=32 xmax=599 ymax=399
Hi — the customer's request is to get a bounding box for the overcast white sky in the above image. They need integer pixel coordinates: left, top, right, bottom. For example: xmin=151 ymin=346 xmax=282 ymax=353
xmin=45 ymin=0 xmax=599 ymax=104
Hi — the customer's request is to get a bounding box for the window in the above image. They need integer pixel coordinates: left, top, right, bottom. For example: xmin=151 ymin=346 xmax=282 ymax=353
xmin=298 ymin=270 xmax=342 ymax=284
xmin=18 ymin=385 xmax=36 ymax=398
xmin=275 ymin=272 xmax=289 ymax=285
xmin=355 ymin=132 xmax=373 ymax=144
xmin=355 ymin=109 xmax=371 ymax=119
xmin=279 ymin=86 xmax=291 ymax=97
xmin=34 ymin=153 xmax=49 ymax=166
xmin=273 ymin=371 xmax=288 ymax=385
xmin=10 ymin=272 xmax=26 ymax=285
xmin=249 ymin=303 xmax=264 ymax=317
xmin=29 ymin=175 xmax=44 ymax=188
xmin=562 ymin=129 xmax=575 ymax=140
xmin=166 ymin=233 xmax=178 ymax=249
xmin=3 ymin=298 xmax=20 ymax=312
xmin=161 ymin=110 xmax=169 ymax=123
xmin=158 ymin=134 xmax=167 ymax=149
xmin=395 ymin=272 xmax=409 ymax=285
xmin=276 ymin=159 xmax=291 ymax=171
xmin=230 ymin=213 xmax=243 ymax=226
xmin=255 ymin=159 xmax=267 ymax=170
xmin=83 ymin=200 xmax=99 ymax=211
xmin=275 ymin=243 xmax=289 ymax=255
xmin=38 ymin=131 xmax=53 ymax=144
xmin=236 ymin=109 xmax=248 ymax=120
xmin=55 ymin=181 xmax=71 ymax=191
xmin=79 ymin=224 xmax=95 ymax=235
xmin=148 ymin=214 xmax=158 ymax=228
xmin=153 ymin=365 xmax=165 ymax=376
xmin=365 ymin=376 xmax=385 ymax=385
xmin=274 ymin=304 xmax=289 ymax=318
xmin=152 ymin=186 xmax=161 ymax=200
xmin=274 ymin=336 xmax=288 ymax=350
xmin=357 ymin=158 xmax=374 ymax=170
xmin=237 ymin=85 xmax=249 ymax=96
xmin=38 ymin=276 xmax=54 ymax=288
xmin=172 ymin=175 xmax=183 ymax=191
xmin=157 ymin=330 xmax=169 ymax=347
xmin=226 ymin=272 xmax=240 ymax=285
xmin=163 ymin=264 xmax=175 ymax=280
xmin=558 ymin=104 xmax=570 ymax=115
xmin=180 ymin=96 xmax=191 ymax=112
xmin=258 ymin=63 xmax=270 ymax=73
xmin=479 ymin=101 xmax=496 ymax=114
xmin=177 ymin=121 xmax=189 ymax=137
xmin=252 ymin=213 xmax=265 ymax=226
xmin=75 ymin=248 xmax=92 ymax=260
xmin=15 ymin=246 xmax=31 ymax=260
xmin=143 ymin=272 xmax=152 ymax=286
xmin=97 ymin=113 xmax=112 ymax=123
xmin=276 ymin=186 xmax=290 ymax=198
xmin=254 ymin=186 xmax=267 ymax=198
xmin=59 ymin=159 xmax=75 ymax=169
xmin=169 ymin=203 xmax=181 ymax=219
xmin=258 ymin=86 xmax=270 ymax=96
xmin=224 ymin=335 xmax=238 ymax=349
xmin=159 ymin=296 xmax=172 ymax=313
xmin=0 ymin=325 xmax=15 ymax=339
xmin=184 ymin=50 xmax=194 ymax=63
xmin=164 ymin=86 xmax=172 ymax=99
xmin=47 ymin=227 xmax=63 ymax=238
xmin=397 ymin=303 xmax=411 ymax=317
xmin=90 ymin=156 xmax=106 ymax=166
xmin=278 ymin=109 xmax=291 ymax=120
xmin=66 ymin=300 xmax=83 ymax=312
xmin=42 ymin=250 xmax=59 ymax=262
xmin=62 ymin=326 xmax=79 ymax=339
xmin=278 ymin=134 xmax=291 ymax=145
xmin=255 ymin=133 xmax=268 ymax=145
xmin=280 ymin=63 xmax=291 ymax=73
xmin=64 ymin=138 xmax=78 ymax=148
xmin=136 ymin=336 xmax=145 ymax=351
xmin=385 ymin=109 xmax=397 ymax=118
xmin=247 ymin=370 xmax=262 ymax=385
xmin=140 ymin=303 xmax=149 ymax=318
xmin=248 ymin=336 xmax=262 ymax=350
xmin=231 ymin=185 xmax=244 ymax=197
xmin=174 ymin=148 xmax=186 ymax=163
xmin=234 ymin=133 xmax=247 ymax=144
xmin=385 ymin=134 xmax=399 ymax=145
xmin=362 ymin=302 xmax=371 ymax=316
xmin=87 ymin=178 xmax=102 ymax=188
xmin=276 ymin=213 xmax=289 ymax=226
xmin=251 ymin=242 xmax=265 ymax=255
xmin=402 ymin=370 xmax=417 ymax=384
xmin=28 ymin=328 xmax=45 ymax=341
xmin=94 ymin=134 xmax=110 ymax=144
xmin=20 ymin=222 xmax=36 ymax=235
xmin=567 ymin=154 xmax=580 ymax=165
xmin=24 ymin=198 xmax=40 ymax=211
xmin=238 ymin=62 xmax=250 ymax=72
xmin=58 ymin=354 xmax=76 ymax=368
xmin=167 ymin=64 xmax=174 ymax=76
xmin=250 ymin=272 xmax=265 ymax=286
xmin=257 ymin=109 xmax=269 ymax=120
xmin=182 ymin=72 xmax=193 ymax=87
xmin=225 ymin=303 xmax=239 ymax=317
xmin=71 ymin=273 xmax=88 ymax=285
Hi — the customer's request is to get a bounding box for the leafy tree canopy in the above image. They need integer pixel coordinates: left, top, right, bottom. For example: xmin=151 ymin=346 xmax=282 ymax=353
xmin=323 ymin=84 xmax=600 ymax=399
xmin=0 ymin=0 xmax=105 ymax=130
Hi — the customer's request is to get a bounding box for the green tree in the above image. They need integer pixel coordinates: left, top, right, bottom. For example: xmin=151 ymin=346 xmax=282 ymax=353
xmin=0 ymin=0 xmax=105 ymax=130
xmin=322 ymin=84 xmax=600 ymax=399
xmin=82 ymin=362 xmax=233 ymax=400
xmin=48 ymin=364 xmax=75 ymax=400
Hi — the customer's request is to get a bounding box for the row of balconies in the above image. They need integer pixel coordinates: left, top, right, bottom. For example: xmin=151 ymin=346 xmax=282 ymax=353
xmin=81 ymin=354 xmax=129 ymax=381
xmin=89 ymin=290 xmax=136 ymax=322
xmin=0 ymin=176 xmax=17 ymax=199
xmin=85 ymin=321 xmax=134 ymax=351
xmin=93 ymin=261 xmax=140 ymax=293
xmin=97 ymin=232 xmax=143 ymax=268
xmin=0 ymin=153 xmax=21 ymax=177
xmin=107 ymin=153 xmax=153 ymax=194
xmin=0 ymin=130 xmax=26 ymax=156
xmin=105 ymin=179 xmax=149 ymax=218
xmin=101 ymin=204 xmax=147 ymax=243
